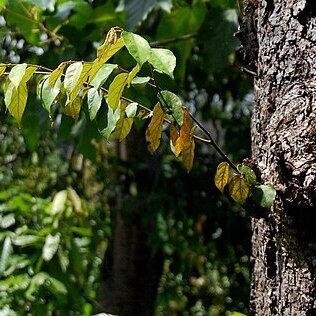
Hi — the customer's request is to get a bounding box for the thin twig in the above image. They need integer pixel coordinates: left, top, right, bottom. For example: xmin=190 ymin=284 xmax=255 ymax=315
xmin=150 ymin=33 xmax=197 ymax=47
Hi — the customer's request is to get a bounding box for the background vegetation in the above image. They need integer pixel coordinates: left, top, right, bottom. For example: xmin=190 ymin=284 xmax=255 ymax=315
xmin=0 ymin=0 xmax=253 ymax=315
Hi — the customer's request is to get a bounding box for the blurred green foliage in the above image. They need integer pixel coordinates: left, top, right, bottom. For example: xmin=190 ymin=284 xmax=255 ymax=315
xmin=0 ymin=0 xmax=252 ymax=315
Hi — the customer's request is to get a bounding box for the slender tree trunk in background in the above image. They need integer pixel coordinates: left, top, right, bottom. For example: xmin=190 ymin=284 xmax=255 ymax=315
xmin=100 ymin=131 xmax=163 ymax=316
xmin=240 ymin=0 xmax=316 ymax=315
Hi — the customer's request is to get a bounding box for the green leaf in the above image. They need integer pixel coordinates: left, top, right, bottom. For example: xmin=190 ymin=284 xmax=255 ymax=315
xmin=125 ymin=102 xmax=138 ymax=118
xmin=122 ymin=31 xmax=151 ymax=66
xmin=99 ymin=106 xmax=121 ymax=139
xmin=237 ymin=165 xmax=257 ymax=186
xmin=0 ymin=237 xmax=12 ymax=275
xmin=0 ymin=0 xmax=8 ymax=11
xmin=90 ymin=63 xmax=117 ymax=89
xmin=214 ymin=162 xmax=230 ymax=193
xmin=228 ymin=174 xmax=250 ymax=206
xmin=108 ymin=73 xmax=129 ymax=110
xmin=64 ymin=62 xmax=83 ymax=97
xmin=42 ymin=234 xmax=60 ymax=262
xmin=39 ymin=76 xmax=61 ymax=112
xmin=0 ymin=213 xmax=15 ymax=229
xmin=0 ymin=274 xmax=30 ymax=292
xmin=12 ymin=235 xmax=42 ymax=247
xmin=8 ymin=63 xmax=27 ymax=87
xmin=50 ymin=190 xmax=67 ymax=215
xmin=252 ymin=184 xmax=276 ymax=209
xmin=131 ymin=76 xmax=150 ymax=85
xmin=46 ymin=275 xmax=67 ymax=295
xmin=158 ymin=90 xmax=183 ymax=126
xmin=87 ymin=87 xmax=102 ymax=121
xmin=149 ymin=48 xmax=176 ymax=79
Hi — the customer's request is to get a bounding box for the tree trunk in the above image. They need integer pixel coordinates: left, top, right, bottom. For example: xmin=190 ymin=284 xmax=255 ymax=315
xmin=240 ymin=0 xmax=316 ymax=315
xmin=100 ymin=131 xmax=163 ymax=316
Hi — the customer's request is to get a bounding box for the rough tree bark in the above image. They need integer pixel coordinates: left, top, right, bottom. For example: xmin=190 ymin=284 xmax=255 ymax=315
xmin=239 ymin=0 xmax=316 ymax=315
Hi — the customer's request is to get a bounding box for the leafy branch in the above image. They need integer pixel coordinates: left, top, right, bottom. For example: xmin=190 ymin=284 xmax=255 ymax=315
xmin=0 ymin=27 xmax=276 ymax=210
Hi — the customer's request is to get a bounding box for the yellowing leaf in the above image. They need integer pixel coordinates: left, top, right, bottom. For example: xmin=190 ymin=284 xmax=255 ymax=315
xmin=4 ymin=65 xmax=37 ymax=126
xmin=182 ymin=130 xmax=195 ymax=172
xmin=0 ymin=64 xmax=6 ymax=77
xmin=88 ymin=30 xmax=125 ymax=84
xmin=175 ymin=108 xmax=191 ymax=156
xmin=97 ymin=32 xmax=124 ymax=62
xmin=49 ymin=62 xmax=66 ymax=87
xmin=228 ymin=174 xmax=250 ymax=206
xmin=68 ymin=62 xmax=92 ymax=101
xmin=5 ymin=82 xmax=28 ymax=126
xmin=62 ymin=97 xmax=82 ymax=122
xmin=113 ymin=101 xmax=133 ymax=141
xmin=127 ymin=64 xmax=140 ymax=87
xmin=214 ymin=162 xmax=230 ymax=193
xmin=23 ymin=65 xmax=37 ymax=81
xmin=108 ymin=73 xmax=129 ymax=110
xmin=146 ymin=103 xmax=165 ymax=154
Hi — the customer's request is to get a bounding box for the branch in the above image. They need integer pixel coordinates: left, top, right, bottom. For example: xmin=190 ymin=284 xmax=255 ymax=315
xmin=150 ymin=33 xmax=197 ymax=47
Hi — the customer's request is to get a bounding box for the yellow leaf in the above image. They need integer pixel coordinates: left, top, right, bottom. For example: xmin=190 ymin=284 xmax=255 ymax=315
xmin=175 ymin=108 xmax=191 ymax=156
xmin=182 ymin=131 xmax=195 ymax=172
xmin=108 ymin=73 xmax=129 ymax=110
xmin=0 ymin=64 xmax=6 ymax=77
xmin=4 ymin=65 xmax=37 ymax=126
xmin=214 ymin=162 xmax=230 ymax=193
xmin=49 ymin=62 xmax=66 ymax=87
xmin=97 ymin=31 xmax=124 ymax=62
xmin=127 ymin=64 xmax=140 ymax=87
xmin=146 ymin=103 xmax=165 ymax=154
xmin=5 ymin=82 xmax=28 ymax=126
xmin=23 ymin=65 xmax=37 ymax=81
xmin=113 ymin=100 xmax=133 ymax=141
xmin=62 ymin=97 xmax=82 ymax=122
xmin=88 ymin=29 xmax=125 ymax=83
xmin=228 ymin=174 xmax=250 ymax=206
xmin=169 ymin=123 xmax=179 ymax=146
